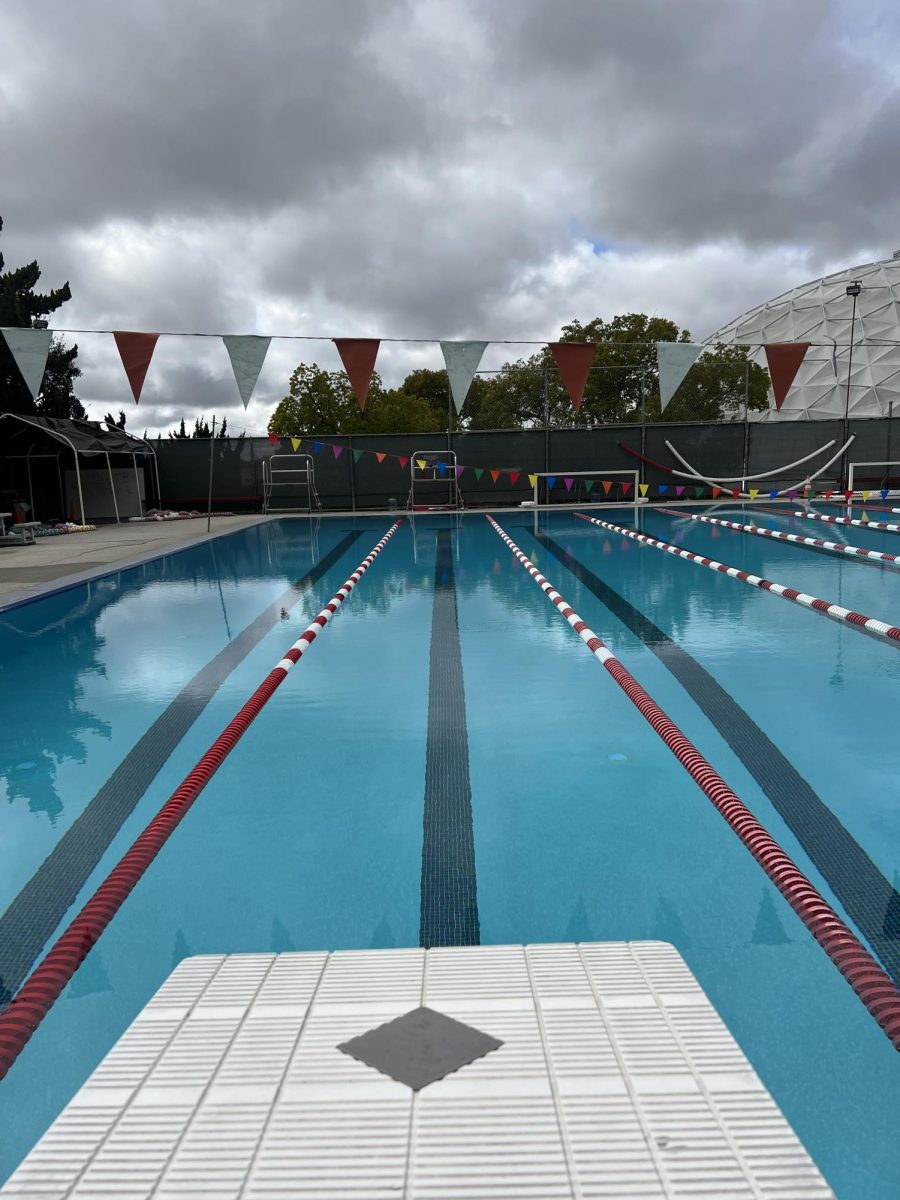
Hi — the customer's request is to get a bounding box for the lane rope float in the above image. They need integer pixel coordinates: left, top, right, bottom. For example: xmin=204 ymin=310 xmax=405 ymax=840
xmin=0 ymin=520 xmax=403 ymax=1082
xmin=574 ymin=512 xmax=900 ymax=647
xmin=657 ymin=508 xmax=900 ymax=570
xmin=793 ymin=509 xmax=900 ymax=535
xmin=485 ymin=514 xmax=900 ymax=1050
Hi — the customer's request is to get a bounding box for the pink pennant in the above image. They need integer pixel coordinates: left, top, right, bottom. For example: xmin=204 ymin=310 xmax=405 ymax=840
xmin=332 ymin=444 xmax=344 ymax=459
xmin=455 ymin=465 xmax=465 ymax=478
xmin=376 ymin=452 xmax=386 ymax=463
xmin=564 ymin=477 xmax=574 ymax=492
xmin=675 ymin=485 xmax=685 ymax=497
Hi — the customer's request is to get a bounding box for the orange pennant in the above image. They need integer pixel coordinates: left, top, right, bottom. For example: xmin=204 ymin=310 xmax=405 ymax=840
xmin=712 ymin=486 xmax=721 ymax=498
xmin=490 ymin=469 xmax=500 ymax=483
xmin=376 ymin=452 xmax=386 ymax=463
xmin=602 ymin=480 xmax=612 ymax=494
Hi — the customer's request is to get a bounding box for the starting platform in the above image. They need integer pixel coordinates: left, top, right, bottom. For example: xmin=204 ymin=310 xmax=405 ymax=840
xmin=1 ymin=942 xmax=832 ymax=1198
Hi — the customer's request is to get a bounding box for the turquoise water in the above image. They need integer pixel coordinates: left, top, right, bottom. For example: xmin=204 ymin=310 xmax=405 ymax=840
xmin=1 ymin=507 xmax=899 ymax=1196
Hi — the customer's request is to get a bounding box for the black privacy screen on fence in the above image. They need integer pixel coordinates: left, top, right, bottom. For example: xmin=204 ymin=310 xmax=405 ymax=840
xmin=150 ymin=416 xmax=900 ymax=512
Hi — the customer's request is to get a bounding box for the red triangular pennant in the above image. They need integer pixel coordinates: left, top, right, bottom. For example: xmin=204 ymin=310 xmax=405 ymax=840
xmin=844 ymin=489 xmax=853 ymax=502
xmin=732 ymin=488 xmax=740 ymax=499
xmin=621 ymin=482 xmax=632 ymax=496
xmin=268 ymin=433 xmax=279 ymax=445
xmin=509 ymin=472 xmax=520 ymax=485
xmin=548 ymin=341 xmax=595 ymax=413
xmin=398 ymin=456 xmax=409 ymax=469
xmin=376 ymin=452 xmax=386 ymax=463
xmin=334 ymin=338 xmax=380 ymax=411
xmin=824 ymin=490 xmax=833 ymax=499
xmin=113 ymin=331 xmax=159 ymax=404
xmin=763 ymin=342 xmax=810 ymax=411
xmin=490 ymin=469 xmax=500 ymax=483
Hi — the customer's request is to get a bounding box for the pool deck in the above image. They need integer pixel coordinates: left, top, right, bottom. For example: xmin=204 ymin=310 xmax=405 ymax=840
xmin=0 ymin=516 xmax=269 ymax=609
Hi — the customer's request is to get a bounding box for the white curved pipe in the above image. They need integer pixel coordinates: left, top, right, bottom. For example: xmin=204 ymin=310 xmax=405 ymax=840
xmin=667 ymin=436 xmax=855 ymax=499
xmin=663 ymin=439 xmax=834 ymax=484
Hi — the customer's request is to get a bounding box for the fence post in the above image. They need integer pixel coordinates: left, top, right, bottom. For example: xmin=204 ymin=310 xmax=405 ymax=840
xmin=639 ymin=373 xmax=646 ymax=488
xmin=348 ymin=433 xmax=356 ymax=512
xmin=741 ymin=359 xmax=750 ymax=490
xmin=206 ymin=421 xmax=215 ymax=533
xmin=543 ymin=367 xmax=550 ymax=474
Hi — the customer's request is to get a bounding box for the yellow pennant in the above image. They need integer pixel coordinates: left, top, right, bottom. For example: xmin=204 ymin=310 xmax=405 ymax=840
xmin=290 ymin=437 xmax=301 ymax=452
xmin=528 ymin=474 xmax=538 ymax=488
xmin=749 ymin=488 xmax=759 ymax=500
xmin=862 ymin=490 xmax=871 ymax=501
xmin=639 ymin=483 xmax=649 ymax=497
xmin=416 ymin=458 xmax=426 ymax=470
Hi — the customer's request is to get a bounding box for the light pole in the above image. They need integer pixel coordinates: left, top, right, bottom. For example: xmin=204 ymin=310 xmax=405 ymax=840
xmin=841 ymin=280 xmax=862 ymax=489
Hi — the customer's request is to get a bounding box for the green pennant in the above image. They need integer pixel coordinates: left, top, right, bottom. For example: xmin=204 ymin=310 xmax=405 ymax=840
xmin=694 ymin=486 xmax=704 ymax=497
xmin=584 ymin=479 xmax=594 ymax=493
xmin=474 ymin=468 xmax=484 ymax=480
xmin=352 ymin=449 xmax=363 ymax=463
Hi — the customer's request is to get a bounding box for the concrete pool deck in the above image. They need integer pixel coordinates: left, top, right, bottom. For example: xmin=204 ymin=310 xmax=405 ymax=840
xmin=0 ymin=516 xmax=269 ymax=608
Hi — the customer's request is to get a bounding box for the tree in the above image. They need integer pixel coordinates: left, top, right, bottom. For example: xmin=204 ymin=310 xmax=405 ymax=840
xmin=269 ymin=364 xmax=445 ymax=435
xmin=169 ymin=417 xmax=189 ymax=439
xmin=169 ymin=414 xmax=230 ymax=438
xmin=0 ymin=216 xmax=84 ymax=418
xmin=104 ymin=410 xmax=127 ymax=430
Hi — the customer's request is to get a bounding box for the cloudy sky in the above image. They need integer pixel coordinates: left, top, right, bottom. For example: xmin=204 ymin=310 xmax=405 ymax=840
xmin=3 ymin=0 xmax=899 ymax=436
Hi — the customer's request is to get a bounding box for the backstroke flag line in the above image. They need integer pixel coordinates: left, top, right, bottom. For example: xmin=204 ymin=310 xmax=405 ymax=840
xmin=113 ymin=331 xmax=160 ymax=404
xmin=656 ymin=342 xmax=705 ymax=411
xmin=1 ymin=327 xmax=52 ymax=399
xmin=440 ymin=340 xmax=488 ymax=413
xmin=334 ymin=338 xmax=380 ymax=412
xmin=223 ymin=335 xmax=271 ymax=409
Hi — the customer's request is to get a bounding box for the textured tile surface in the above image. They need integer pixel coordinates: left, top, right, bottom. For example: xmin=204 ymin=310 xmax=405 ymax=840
xmin=1 ymin=944 xmax=834 ymax=1199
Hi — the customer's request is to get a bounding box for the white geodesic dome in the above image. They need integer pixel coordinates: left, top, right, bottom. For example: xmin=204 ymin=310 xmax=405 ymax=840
xmin=706 ymin=254 xmax=900 ymax=420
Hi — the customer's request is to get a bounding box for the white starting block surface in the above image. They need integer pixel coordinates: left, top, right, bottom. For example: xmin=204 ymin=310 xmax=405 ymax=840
xmin=2 ymin=943 xmax=832 ymax=1198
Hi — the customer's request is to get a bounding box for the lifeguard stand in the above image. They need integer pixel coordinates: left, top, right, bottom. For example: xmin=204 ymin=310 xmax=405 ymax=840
xmin=406 ymin=450 xmax=463 ymax=512
xmin=262 ymin=454 xmax=322 ymax=514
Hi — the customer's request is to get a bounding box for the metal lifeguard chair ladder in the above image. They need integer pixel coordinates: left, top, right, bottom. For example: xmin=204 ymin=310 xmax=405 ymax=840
xmin=407 ymin=450 xmax=463 ymax=512
xmin=262 ymin=454 xmax=322 ymax=514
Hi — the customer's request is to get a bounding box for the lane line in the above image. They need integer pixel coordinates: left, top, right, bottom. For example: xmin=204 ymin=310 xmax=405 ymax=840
xmin=0 ymin=531 xmax=365 ymax=1008
xmin=574 ymin=513 xmax=900 ymax=647
xmin=793 ymin=509 xmax=900 ymax=534
xmin=420 ymin=530 xmax=480 ymax=947
xmin=486 ymin=515 xmax=900 ymax=1051
xmin=533 ymin=528 xmax=900 ymax=984
xmin=0 ymin=521 xmax=403 ymax=1082
xmin=656 ymin=508 xmax=900 ymax=570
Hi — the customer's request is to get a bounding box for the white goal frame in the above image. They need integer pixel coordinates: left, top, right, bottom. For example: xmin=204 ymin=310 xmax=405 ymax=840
xmin=847 ymin=461 xmax=900 ymax=497
xmin=528 ymin=469 xmax=641 ymax=507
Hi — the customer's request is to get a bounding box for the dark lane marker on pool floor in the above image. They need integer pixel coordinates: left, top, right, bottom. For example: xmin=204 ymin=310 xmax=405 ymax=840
xmin=0 ymin=530 xmax=364 ymax=1008
xmin=420 ymin=529 xmax=480 ymax=947
xmin=533 ymin=530 xmax=900 ymax=981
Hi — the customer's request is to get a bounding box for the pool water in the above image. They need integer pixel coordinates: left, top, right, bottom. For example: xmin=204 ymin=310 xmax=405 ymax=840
xmin=1 ymin=506 xmax=899 ymax=1197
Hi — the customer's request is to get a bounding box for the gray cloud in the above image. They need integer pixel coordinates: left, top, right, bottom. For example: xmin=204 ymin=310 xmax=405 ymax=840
xmin=2 ymin=0 xmax=899 ymax=434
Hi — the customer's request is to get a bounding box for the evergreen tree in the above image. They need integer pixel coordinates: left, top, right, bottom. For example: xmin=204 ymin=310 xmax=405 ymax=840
xmin=0 ymin=216 xmax=84 ymax=418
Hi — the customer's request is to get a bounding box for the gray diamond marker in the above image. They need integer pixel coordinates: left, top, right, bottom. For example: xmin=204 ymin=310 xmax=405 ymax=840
xmin=337 ymin=1005 xmax=502 ymax=1090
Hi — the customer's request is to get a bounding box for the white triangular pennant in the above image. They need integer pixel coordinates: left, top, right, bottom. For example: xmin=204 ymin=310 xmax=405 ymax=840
xmin=2 ymin=327 xmax=52 ymax=399
xmin=656 ymin=341 xmax=704 ymax=411
xmin=440 ymin=340 xmax=488 ymax=413
xmin=222 ymin=335 xmax=271 ymax=409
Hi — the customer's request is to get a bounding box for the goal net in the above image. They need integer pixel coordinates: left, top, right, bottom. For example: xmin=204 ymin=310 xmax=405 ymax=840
xmin=526 ymin=469 xmax=641 ymax=507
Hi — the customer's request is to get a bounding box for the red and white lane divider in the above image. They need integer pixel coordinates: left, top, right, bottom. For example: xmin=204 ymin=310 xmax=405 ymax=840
xmin=793 ymin=509 xmax=900 ymax=535
xmin=485 ymin=515 xmax=900 ymax=1049
xmin=574 ymin=512 xmax=900 ymax=647
xmin=0 ymin=521 xmax=403 ymax=1082
xmin=658 ymin=507 xmax=900 ymax=569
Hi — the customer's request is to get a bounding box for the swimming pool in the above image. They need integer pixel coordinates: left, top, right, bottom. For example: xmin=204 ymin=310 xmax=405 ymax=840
xmin=1 ymin=506 xmax=899 ymax=1196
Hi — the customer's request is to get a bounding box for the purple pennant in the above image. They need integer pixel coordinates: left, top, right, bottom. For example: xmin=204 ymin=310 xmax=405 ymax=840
xmin=455 ymin=465 xmax=465 ymax=478
xmin=332 ymin=444 xmax=343 ymax=459
xmin=787 ymin=489 xmax=797 ymax=500
xmin=547 ymin=476 xmax=557 ymax=489
xmin=564 ymin=477 xmax=574 ymax=492
xmin=313 ymin=441 xmax=323 ymax=454
xmin=675 ymin=485 xmax=685 ymax=497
